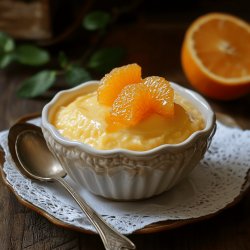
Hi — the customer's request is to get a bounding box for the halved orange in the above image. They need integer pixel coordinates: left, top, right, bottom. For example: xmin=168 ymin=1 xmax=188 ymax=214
xmin=98 ymin=63 xmax=142 ymax=105
xmin=181 ymin=13 xmax=250 ymax=100
xmin=106 ymin=76 xmax=174 ymax=131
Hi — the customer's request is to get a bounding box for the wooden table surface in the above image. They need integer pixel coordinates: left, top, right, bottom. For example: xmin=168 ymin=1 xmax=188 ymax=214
xmin=1 ymin=5 xmax=250 ymax=250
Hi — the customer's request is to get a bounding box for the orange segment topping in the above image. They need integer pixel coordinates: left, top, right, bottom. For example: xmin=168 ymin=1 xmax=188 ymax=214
xmin=143 ymin=76 xmax=174 ymax=116
xmin=98 ymin=63 xmax=142 ymax=106
xmin=106 ymin=83 xmax=150 ymax=130
xmin=106 ymin=76 xmax=174 ymax=131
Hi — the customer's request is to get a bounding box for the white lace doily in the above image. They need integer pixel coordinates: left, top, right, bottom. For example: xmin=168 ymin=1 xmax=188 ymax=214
xmin=1 ymin=119 xmax=250 ymax=234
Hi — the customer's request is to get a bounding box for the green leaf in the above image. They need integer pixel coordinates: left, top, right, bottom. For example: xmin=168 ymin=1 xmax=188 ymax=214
xmin=15 ymin=45 xmax=50 ymax=66
xmin=0 ymin=53 xmax=14 ymax=68
xmin=65 ymin=65 xmax=92 ymax=86
xmin=83 ymin=11 xmax=111 ymax=31
xmin=87 ymin=47 xmax=125 ymax=73
xmin=0 ymin=32 xmax=15 ymax=53
xmin=58 ymin=51 xmax=69 ymax=69
xmin=17 ymin=70 xmax=56 ymax=98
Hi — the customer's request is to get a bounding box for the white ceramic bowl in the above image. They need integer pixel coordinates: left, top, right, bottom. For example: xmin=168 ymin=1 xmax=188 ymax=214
xmin=41 ymin=81 xmax=216 ymax=200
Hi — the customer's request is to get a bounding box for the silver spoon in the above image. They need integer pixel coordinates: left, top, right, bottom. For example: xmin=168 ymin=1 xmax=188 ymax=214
xmin=8 ymin=123 xmax=136 ymax=250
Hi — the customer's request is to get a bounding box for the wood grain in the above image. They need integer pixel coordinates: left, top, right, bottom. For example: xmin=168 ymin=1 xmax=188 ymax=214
xmin=0 ymin=0 xmax=51 ymax=40
xmin=0 ymin=5 xmax=250 ymax=250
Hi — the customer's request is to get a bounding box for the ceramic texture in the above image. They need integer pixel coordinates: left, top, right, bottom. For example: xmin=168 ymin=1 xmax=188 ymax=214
xmin=41 ymin=81 xmax=216 ymax=200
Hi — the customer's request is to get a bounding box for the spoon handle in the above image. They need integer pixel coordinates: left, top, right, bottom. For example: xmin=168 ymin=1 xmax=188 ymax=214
xmin=55 ymin=176 xmax=136 ymax=250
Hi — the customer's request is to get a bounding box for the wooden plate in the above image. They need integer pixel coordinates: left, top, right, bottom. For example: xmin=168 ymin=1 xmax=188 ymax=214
xmin=0 ymin=113 xmax=249 ymax=234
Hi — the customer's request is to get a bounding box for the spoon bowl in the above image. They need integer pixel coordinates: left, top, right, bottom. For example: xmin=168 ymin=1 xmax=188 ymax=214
xmin=16 ymin=129 xmax=66 ymax=181
xmin=8 ymin=122 xmax=136 ymax=250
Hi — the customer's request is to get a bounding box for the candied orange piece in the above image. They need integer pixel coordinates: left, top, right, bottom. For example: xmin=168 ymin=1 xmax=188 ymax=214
xmin=107 ymin=76 xmax=174 ymax=131
xmin=98 ymin=63 xmax=142 ymax=106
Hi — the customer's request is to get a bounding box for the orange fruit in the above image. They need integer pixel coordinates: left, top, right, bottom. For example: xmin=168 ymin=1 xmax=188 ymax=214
xmin=98 ymin=63 xmax=142 ymax=106
xmin=106 ymin=76 xmax=174 ymax=130
xmin=181 ymin=13 xmax=250 ymax=100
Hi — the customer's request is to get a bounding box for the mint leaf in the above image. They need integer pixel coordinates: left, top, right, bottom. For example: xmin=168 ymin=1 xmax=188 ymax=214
xmin=65 ymin=65 xmax=92 ymax=86
xmin=15 ymin=45 xmax=50 ymax=66
xmin=87 ymin=47 xmax=125 ymax=73
xmin=17 ymin=70 xmax=56 ymax=98
xmin=58 ymin=51 xmax=69 ymax=69
xmin=0 ymin=32 xmax=15 ymax=53
xmin=83 ymin=11 xmax=111 ymax=31
xmin=0 ymin=53 xmax=14 ymax=68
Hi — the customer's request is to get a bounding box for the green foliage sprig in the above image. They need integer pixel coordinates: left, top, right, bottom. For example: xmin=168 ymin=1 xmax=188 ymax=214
xmin=0 ymin=10 xmax=125 ymax=98
xmin=0 ymin=32 xmax=50 ymax=68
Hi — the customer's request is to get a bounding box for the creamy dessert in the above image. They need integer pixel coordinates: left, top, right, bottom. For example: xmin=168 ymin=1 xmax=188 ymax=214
xmin=52 ymin=94 xmax=204 ymax=151
xmin=51 ymin=64 xmax=204 ymax=151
